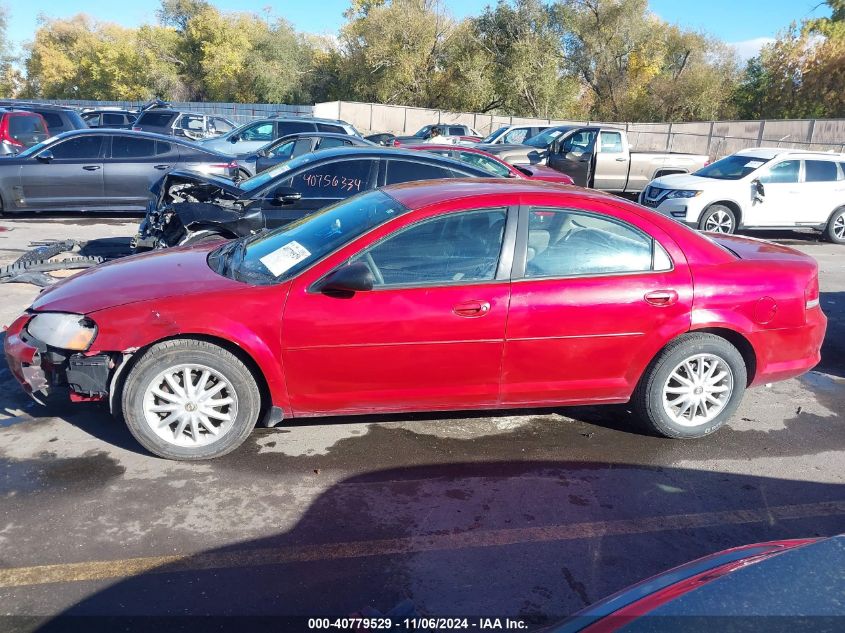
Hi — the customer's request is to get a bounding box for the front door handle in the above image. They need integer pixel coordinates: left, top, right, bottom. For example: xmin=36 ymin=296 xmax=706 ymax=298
xmin=453 ymin=301 xmax=491 ymax=317
xmin=154 ymin=164 xmax=170 ymax=170
xmin=82 ymin=165 xmax=101 ymax=171
xmin=615 ymin=157 xmax=628 ymax=162
xmin=644 ymin=290 xmax=678 ymax=306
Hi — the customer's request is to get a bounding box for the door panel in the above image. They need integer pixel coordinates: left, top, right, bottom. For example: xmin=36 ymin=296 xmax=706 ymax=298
xmin=282 ymin=208 xmax=512 ymax=415
xmin=18 ymin=136 xmax=104 ymax=210
xmin=103 ymin=135 xmax=173 ymax=211
xmin=593 ymin=130 xmax=628 ymax=191
xmin=502 ymin=207 xmax=692 ymax=404
xmin=746 ymin=159 xmax=801 ymax=226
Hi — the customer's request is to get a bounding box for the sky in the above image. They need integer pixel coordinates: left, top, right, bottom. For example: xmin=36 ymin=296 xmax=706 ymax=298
xmin=2 ymin=0 xmax=830 ymax=60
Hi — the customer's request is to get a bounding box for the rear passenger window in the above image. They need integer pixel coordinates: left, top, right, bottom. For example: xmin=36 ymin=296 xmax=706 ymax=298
xmin=49 ymin=135 xmax=103 ymax=159
xmin=317 ymin=137 xmax=349 ymax=150
xmin=385 ymin=160 xmax=456 ymax=185
xmin=112 ymin=135 xmax=156 ymax=158
xmin=600 ymin=131 xmax=624 ymax=153
xmin=503 ymin=128 xmax=528 ymax=144
xmin=355 ymin=209 xmax=507 ymax=287
xmin=39 ymin=112 xmax=64 ymax=130
xmin=524 ymin=208 xmax=667 ymax=278
xmin=102 ymin=113 xmax=126 ymax=125
xmin=156 ymin=141 xmax=174 ymax=155
xmin=136 ymin=112 xmax=174 ymax=127
xmin=804 ymin=160 xmax=839 ymax=182
xmin=278 ymin=121 xmax=316 ymax=135
xmin=317 ymin=123 xmax=346 ymax=134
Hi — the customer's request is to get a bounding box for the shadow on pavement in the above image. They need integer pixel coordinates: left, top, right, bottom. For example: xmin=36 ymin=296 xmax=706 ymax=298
xmin=17 ymin=461 xmax=845 ymax=631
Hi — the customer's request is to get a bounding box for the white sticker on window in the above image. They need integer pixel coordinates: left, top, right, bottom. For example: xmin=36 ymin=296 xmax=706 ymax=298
xmin=746 ymin=160 xmax=764 ymax=168
xmin=259 ymin=241 xmax=311 ymax=276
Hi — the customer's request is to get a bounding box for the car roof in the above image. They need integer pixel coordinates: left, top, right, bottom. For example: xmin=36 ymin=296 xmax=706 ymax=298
xmin=287 ymin=145 xmax=487 ymax=166
xmin=0 ymin=101 xmax=78 ymax=112
xmin=42 ymin=128 xmax=226 ymax=151
xmin=736 ymin=147 xmax=845 ymax=160
xmin=382 ymin=177 xmax=610 ymax=209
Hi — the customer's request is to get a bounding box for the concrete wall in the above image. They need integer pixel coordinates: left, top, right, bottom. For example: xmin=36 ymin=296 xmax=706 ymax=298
xmin=19 ymin=98 xmax=845 ymax=158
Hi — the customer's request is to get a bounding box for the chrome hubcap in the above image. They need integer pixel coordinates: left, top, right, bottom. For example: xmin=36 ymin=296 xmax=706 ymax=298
xmin=142 ymin=363 xmax=238 ymax=447
xmin=662 ymin=353 xmax=734 ymax=427
xmin=705 ymin=210 xmax=733 ymax=233
xmin=834 ymin=215 xmax=845 ymax=240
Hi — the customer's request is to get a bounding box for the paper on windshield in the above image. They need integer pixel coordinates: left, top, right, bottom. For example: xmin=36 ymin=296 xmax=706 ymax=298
xmin=259 ymin=241 xmax=311 ymax=276
xmin=746 ymin=160 xmax=764 ymax=168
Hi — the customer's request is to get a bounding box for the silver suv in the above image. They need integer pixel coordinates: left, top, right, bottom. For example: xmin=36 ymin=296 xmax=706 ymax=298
xmin=200 ymin=116 xmax=360 ymax=156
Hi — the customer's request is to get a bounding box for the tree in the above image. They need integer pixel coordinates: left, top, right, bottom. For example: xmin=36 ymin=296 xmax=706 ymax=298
xmin=0 ymin=5 xmax=22 ymax=97
xmin=471 ymin=0 xmax=582 ymax=118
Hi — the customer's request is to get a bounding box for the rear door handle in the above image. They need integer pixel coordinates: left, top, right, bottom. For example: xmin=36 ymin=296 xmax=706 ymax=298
xmin=453 ymin=301 xmax=491 ymax=317
xmin=615 ymin=157 xmax=628 ymax=162
xmin=82 ymin=165 xmax=101 ymax=171
xmin=644 ymin=290 xmax=678 ymax=306
xmin=154 ymin=164 xmax=170 ymax=170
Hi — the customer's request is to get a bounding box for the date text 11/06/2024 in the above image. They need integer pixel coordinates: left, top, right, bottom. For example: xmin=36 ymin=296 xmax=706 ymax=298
xmin=307 ymin=617 xmax=529 ymax=630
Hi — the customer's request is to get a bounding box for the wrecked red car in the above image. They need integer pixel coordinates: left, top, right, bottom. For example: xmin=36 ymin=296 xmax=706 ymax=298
xmin=5 ymin=179 xmax=826 ymax=460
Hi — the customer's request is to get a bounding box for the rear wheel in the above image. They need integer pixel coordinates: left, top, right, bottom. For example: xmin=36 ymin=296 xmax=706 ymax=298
xmin=824 ymin=208 xmax=845 ymax=244
xmin=121 ymin=339 xmax=261 ymax=460
xmin=633 ymin=333 xmax=747 ymax=439
xmin=699 ymin=204 xmax=736 ymax=234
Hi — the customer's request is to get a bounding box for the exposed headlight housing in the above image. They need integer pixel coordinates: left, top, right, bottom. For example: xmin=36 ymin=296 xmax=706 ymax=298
xmin=665 ymin=190 xmax=702 ymax=199
xmin=26 ymin=313 xmax=97 ymax=351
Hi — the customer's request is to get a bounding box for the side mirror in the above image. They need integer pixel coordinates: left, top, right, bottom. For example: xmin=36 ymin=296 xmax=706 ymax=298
xmin=36 ymin=150 xmax=54 ymax=163
xmin=579 ymin=152 xmax=593 ymax=163
xmin=753 ymin=178 xmax=765 ymax=199
xmin=229 ymin=134 xmax=240 ymax=143
xmin=318 ymin=262 xmax=374 ymax=294
xmin=271 ymin=186 xmax=302 ymax=206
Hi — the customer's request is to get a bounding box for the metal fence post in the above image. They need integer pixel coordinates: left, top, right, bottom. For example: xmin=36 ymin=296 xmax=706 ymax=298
xmin=756 ymin=121 xmax=765 ymax=148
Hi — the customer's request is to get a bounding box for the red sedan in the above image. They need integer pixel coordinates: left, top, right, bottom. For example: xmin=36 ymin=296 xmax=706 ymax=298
xmin=5 ymin=180 xmax=826 ymax=460
xmin=405 ymin=143 xmax=575 ymax=185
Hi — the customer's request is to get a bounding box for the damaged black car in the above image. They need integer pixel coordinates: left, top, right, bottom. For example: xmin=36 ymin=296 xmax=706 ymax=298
xmin=133 ymin=146 xmax=493 ymax=250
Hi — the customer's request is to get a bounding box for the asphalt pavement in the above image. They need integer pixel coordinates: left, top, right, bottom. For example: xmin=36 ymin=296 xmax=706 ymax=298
xmin=0 ymin=216 xmax=843 ymax=631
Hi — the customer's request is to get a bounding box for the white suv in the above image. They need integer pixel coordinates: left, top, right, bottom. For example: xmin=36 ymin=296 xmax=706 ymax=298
xmin=639 ymin=148 xmax=845 ymax=243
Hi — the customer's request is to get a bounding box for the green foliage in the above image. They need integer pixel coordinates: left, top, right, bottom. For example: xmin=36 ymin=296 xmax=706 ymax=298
xmin=15 ymin=0 xmax=841 ymax=122
xmin=733 ymin=0 xmax=845 ymax=119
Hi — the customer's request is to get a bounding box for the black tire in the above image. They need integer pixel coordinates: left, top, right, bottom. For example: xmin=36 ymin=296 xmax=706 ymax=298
xmin=632 ymin=333 xmax=747 ymax=439
xmin=824 ymin=207 xmax=845 ymax=244
xmin=698 ymin=204 xmax=736 ymax=234
xmin=180 ymin=230 xmax=229 ymax=247
xmin=121 ymin=339 xmax=261 ymax=460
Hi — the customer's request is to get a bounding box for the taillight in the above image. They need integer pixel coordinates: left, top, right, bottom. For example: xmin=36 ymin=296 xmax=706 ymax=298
xmin=0 ymin=117 xmax=20 ymax=146
xmin=209 ymin=161 xmax=238 ymax=170
xmin=805 ymin=275 xmax=820 ymax=310
xmin=131 ymin=126 xmax=141 ymax=131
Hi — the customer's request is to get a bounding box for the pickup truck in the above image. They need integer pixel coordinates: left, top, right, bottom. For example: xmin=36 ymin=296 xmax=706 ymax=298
xmin=481 ymin=125 xmax=709 ymax=195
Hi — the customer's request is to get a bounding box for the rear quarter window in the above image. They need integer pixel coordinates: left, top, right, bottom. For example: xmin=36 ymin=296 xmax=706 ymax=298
xmin=39 ymin=112 xmax=64 ymax=130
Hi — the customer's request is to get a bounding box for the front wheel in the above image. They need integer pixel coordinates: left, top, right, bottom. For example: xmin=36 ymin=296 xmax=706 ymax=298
xmin=633 ymin=333 xmax=747 ymax=439
xmin=121 ymin=339 xmax=261 ymax=460
xmin=699 ymin=205 xmax=736 ymax=234
xmin=824 ymin=208 xmax=845 ymax=244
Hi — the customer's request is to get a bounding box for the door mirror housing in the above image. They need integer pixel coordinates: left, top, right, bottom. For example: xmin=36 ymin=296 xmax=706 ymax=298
xmin=752 ymin=178 xmax=765 ymax=199
xmin=229 ymin=134 xmax=240 ymax=143
xmin=36 ymin=150 xmax=54 ymax=163
xmin=271 ymin=186 xmax=302 ymax=206
xmin=318 ymin=262 xmax=374 ymax=294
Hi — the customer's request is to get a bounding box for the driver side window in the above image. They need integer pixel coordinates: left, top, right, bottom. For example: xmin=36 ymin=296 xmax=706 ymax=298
xmin=242 ymin=122 xmax=274 ymax=141
xmin=354 ymin=209 xmax=508 ymax=287
xmin=562 ymin=131 xmax=596 ymax=155
xmin=759 ymin=160 xmax=799 ymax=184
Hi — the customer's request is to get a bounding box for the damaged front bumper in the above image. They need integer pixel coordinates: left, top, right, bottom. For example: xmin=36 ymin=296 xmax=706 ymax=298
xmin=4 ymin=314 xmax=117 ymax=404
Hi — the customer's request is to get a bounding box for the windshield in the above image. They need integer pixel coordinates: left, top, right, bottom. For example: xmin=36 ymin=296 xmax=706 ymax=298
xmin=480 ymin=127 xmax=507 ymax=144
xmin=216 ymin=190 xmax=409 ymax=284
xmin=413 ymin=125 xmax=432 ymax=137
xmin=694 ymin=155 xmax=771 ymax=180
xmin=524 ymin=128 xmax=568 ymax=147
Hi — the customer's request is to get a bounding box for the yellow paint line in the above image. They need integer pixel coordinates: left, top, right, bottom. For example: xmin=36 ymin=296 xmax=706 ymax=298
xmin=1 ymin=500 xmax=843 ymax=589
